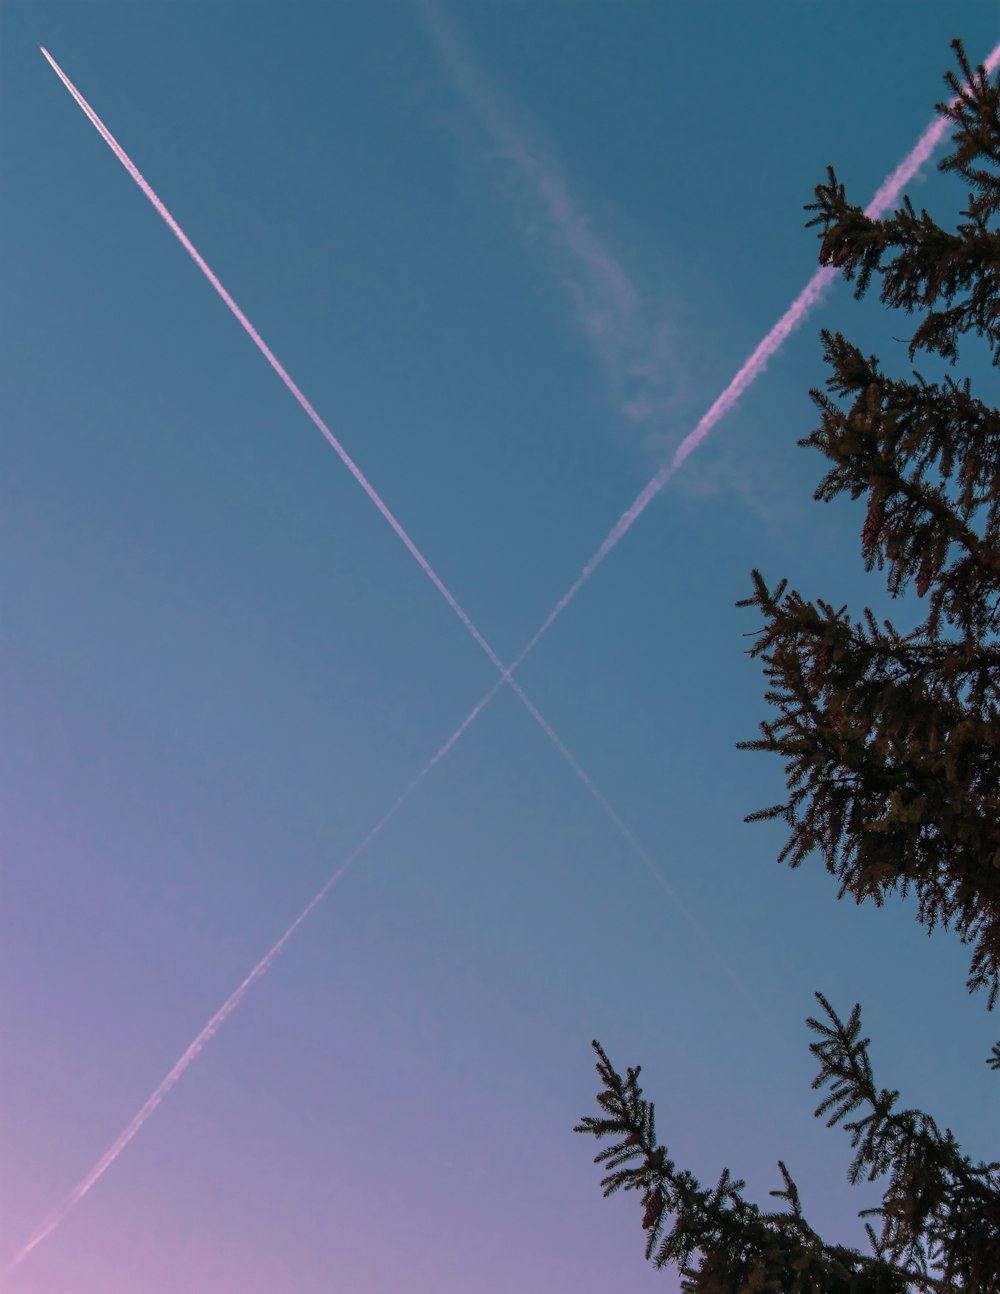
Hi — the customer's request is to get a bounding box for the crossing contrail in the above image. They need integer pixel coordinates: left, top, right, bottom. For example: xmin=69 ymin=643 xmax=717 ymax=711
xmin=13 ymin=37 xmax=999 ymax=1280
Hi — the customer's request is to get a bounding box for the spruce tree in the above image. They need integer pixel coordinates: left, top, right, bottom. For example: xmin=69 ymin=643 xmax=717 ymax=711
xmin=576 ymin=40 xmax=1000 ymax=1292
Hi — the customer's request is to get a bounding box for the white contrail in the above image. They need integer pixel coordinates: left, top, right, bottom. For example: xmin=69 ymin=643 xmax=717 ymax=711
xmin=12 ymin=36 xmax=997 ymax=1279
xmin=36 ymin=45 xmax=507 ymax=680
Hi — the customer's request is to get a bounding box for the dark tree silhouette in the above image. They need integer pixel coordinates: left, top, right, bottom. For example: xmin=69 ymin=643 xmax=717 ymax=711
xmin=577 ymin=40 xmax=1000 ymax=1292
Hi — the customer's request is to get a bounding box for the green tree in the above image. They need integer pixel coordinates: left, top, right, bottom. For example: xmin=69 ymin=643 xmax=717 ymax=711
xmin=576 ymin=40 xmax=1000 ymax=1293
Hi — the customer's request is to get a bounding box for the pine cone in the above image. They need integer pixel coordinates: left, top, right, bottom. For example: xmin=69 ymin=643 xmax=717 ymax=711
xmin=862 ymin=496 xmax=884 ymax=554
xmin=808 ymin=648 xmax=832 ymax=688
xmin=822 ymin=232 xmax=854 ymax=269
xmin=642 ymin=1186 xmax=665 ymax=1231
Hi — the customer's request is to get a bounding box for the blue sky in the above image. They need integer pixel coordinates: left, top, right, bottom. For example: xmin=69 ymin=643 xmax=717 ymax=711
xmin=2 ymin=3 xmax=998 ymax=1292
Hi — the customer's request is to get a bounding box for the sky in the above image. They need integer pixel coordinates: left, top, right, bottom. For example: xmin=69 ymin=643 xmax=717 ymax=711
xmin=2 ymin=3 xmax=999 ymax=1292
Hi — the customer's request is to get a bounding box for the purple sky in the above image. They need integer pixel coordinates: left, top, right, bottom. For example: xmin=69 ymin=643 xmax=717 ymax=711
xmin=3 ymin=4 xmax=999 ymax=1291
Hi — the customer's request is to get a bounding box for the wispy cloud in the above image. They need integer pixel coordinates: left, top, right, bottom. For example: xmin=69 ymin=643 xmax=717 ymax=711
xmin=416 ymin=0 xmax=687 ymax=434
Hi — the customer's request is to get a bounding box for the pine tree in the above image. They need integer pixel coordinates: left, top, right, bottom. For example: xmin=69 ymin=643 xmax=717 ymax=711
xmin=576 ymin=40 xmax=1000 ymax=1291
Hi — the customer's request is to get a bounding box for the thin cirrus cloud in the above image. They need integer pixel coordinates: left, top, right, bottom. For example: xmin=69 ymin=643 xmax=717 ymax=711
xmin=416 ymin=0 xmax=684 ymax=433
xmin=9 ymin=32 xmax=1000 ymax=1282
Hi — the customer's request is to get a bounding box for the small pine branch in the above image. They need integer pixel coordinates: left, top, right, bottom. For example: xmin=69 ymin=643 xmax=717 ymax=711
xmin=807 ymin=994 xmax=1000 ymax=1287
xmin=737 ymin=564 xmax=1000 ymax=1004
xmin=805 ymin=41 xmax=1000 ymax=367
xmin=575 ymin=1041 xmax=910 ymax=1292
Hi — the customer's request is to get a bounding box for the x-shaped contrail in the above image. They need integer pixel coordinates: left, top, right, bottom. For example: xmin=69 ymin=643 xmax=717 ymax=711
xmin=7 ymin=36 xmax=998 ymax=1279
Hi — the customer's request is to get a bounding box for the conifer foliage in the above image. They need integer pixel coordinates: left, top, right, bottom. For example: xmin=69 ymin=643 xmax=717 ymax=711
xmin=577 ymin=41 xmax=1000 ymax=1291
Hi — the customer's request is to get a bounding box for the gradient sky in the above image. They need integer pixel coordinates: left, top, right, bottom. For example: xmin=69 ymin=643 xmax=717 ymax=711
xmin=3 ymin=4 xmax=999 ymax=1292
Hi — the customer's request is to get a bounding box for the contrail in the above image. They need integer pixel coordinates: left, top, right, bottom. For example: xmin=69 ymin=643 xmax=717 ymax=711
xmin=1 ymin=678 xmax=504 ymax=1280
xmin=486 ymin=35 xmax=1000 ymax=670
xmin=15 ymin=39 xmax=998 ymax=1279
xmin=37 ymin=45 xmax=509 ymax=681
